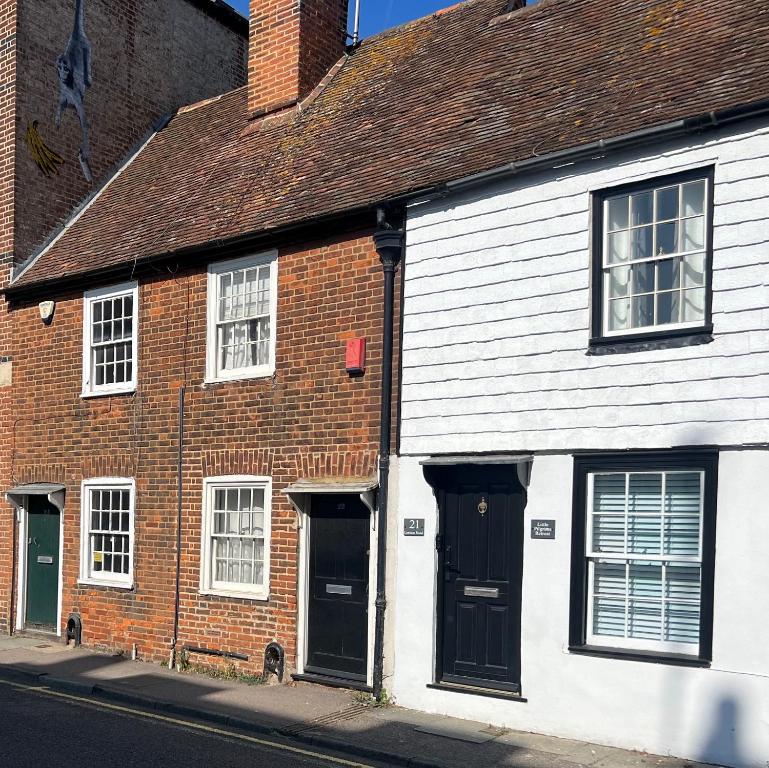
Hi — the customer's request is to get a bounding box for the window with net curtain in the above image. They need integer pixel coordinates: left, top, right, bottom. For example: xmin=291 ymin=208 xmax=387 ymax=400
xmin=206 ymin=252 xmax=277 ymax=382
xmin=570 ymin=452 xmax=717 ymax=661
xmin=200 ymin=477 xmax=271 ymax=600
xmin=594 ymin=168 xmax=713 ymax=341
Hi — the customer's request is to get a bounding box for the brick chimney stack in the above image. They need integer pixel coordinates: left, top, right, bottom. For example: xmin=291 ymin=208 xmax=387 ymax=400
xmin=248 ymin=0 xmax=349 ymax=117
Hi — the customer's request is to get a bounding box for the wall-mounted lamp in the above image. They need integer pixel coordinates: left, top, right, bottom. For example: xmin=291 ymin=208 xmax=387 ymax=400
xmin=38 ymin=300 xmax=55 ymax=325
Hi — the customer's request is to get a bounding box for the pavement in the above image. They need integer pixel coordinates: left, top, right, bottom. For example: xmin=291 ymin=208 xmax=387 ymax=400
xmin=0 ymin=635 xmax=715 ymax=768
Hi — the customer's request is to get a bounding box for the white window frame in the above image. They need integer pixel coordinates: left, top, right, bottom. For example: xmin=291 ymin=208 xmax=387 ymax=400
xmin=205 ymin=252 xmax=278 ymax=383
xmin=82 ymin=281 xmax=139 ymax=397
xmin=585 ymin=470 xmax=705 ymax=656
xmin=599 ymin=174 xmax=711 ymax=338
xmin=200 ymin=475 xmax=272 ymax=601
xmin=79 ymin=477 xmax=136 ymax=589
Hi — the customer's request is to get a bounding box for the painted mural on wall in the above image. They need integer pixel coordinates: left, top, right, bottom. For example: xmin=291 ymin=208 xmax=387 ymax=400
xmin=55 ymin=0 xmax=93 ymax=182
xmin=25 ymin=122 xmax=65 ymax=177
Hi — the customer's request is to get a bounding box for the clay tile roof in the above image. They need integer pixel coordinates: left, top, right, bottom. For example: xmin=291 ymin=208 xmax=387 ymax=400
xmin=12 ymin=0 xmax=769 ymax=289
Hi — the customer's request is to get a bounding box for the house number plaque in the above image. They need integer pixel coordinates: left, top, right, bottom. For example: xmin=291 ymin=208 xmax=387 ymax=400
xmin=403 ymin=518 xmax=425 ymax=537
xmin=531 ymin=519 xmax=556 ymax=539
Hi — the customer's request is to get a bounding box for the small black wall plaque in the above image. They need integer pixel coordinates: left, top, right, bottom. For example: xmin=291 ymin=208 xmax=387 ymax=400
xmin=531 ymin=519 xmax=556 ymax=539
xmin=404 ymin=518 xmax=425 ymax=537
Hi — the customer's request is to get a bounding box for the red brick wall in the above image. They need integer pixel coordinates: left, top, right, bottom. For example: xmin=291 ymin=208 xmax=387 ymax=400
xmin=6 ymin=227 xmax=399 ymax=674
xmin=248 ymin=0 xmax=347 ymax=115
xmin=0 ymin=0 xmax=246 ymax=637
xmin=0 ymin=0 xmax=19 ymax=635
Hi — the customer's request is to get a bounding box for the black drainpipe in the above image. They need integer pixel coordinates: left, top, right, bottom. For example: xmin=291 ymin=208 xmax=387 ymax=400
xmin=372 ymin=220 xmax=404 ymax=701
xmin=171 ymin=385 xmax=186 ymax=668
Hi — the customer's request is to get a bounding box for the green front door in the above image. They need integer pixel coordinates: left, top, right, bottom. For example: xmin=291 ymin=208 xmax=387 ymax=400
xmin=25 ymin=497 xmax=60 ymax=629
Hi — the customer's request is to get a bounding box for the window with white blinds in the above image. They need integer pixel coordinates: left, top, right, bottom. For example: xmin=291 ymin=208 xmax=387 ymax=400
xmin=586 ymin=470 xmax=704 ymax=654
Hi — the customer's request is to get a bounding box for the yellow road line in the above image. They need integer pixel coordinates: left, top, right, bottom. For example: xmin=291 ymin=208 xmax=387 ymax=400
xmin=0 ymin=678 xmax=377 ymax=768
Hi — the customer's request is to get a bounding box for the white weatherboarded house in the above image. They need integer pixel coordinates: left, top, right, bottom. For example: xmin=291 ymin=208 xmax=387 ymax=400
xmin=391 ymin=118 xmax=769 ymax=766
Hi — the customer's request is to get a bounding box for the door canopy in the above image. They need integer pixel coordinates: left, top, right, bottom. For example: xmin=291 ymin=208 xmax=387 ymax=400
xmin=6 ymin=483 xmax=66 ymax=519
xmin=421 ymin=455 xmax=533 ymax=492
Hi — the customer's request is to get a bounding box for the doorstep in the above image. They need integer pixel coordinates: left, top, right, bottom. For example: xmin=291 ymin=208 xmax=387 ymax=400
xmin=291 ymin=671 xmax=372 ymax=692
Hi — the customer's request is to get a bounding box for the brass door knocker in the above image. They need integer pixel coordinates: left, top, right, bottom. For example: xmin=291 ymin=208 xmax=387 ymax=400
xmin=478 ymin=497 xmax=488 ymax=517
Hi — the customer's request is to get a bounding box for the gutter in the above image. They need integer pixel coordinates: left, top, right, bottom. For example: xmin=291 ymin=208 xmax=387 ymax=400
xmin=396 ymin=97 xmax=769 ymax=200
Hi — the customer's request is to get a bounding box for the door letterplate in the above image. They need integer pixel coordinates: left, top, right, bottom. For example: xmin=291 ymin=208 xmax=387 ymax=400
xmin=326 ymin=584 xmax=352 ymax=595
xmin=37 ymin=555 xmax=54 ymax=564
xmin=464 ymin=586 xmax=499 ymax=598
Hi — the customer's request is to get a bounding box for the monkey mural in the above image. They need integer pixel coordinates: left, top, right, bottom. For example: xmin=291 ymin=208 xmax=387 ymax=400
xmin=56 ymin=0 xmax=93 ymax=183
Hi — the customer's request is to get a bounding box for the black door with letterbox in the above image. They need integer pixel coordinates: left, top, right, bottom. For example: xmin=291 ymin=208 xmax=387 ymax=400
xmin=306 ymin=494 xmax=369 ymax=681
xmin=432 ymin=464 xmax=525 ymax=693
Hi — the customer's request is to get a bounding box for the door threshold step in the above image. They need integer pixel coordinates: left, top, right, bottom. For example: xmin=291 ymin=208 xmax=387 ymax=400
xmin=292 ymin=672 xmax=372 ymax=692
xmin=427 ymin=681 xmax=527 ymax=702
xmin=15 ymin=629 xmax=60 ymax=641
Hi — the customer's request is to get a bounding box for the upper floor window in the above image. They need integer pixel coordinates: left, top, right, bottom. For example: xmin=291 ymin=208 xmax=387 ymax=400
xmin=206 ymin=252 xmax=278 ymax=382
xmin=82 ymin=282 xmax=139 ymax=397
xmin=79 ymin=478 xmax=135 ymax=589
xmin=591 ymin=169 xmax=713 ymax=345
xmin=570 ymin=451 xmax=718 ymax=664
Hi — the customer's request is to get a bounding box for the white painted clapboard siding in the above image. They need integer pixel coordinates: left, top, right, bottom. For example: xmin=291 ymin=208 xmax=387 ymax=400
xmin=400 ymin=122 xmax=769 ymax=454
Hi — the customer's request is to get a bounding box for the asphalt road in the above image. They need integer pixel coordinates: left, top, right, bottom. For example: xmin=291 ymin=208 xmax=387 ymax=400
xmin=0 ymin=678 xmax=389 ymax=768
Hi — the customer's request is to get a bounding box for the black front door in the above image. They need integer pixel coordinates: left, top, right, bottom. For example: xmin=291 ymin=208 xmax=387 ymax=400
xmin=434 ymin=464 xmax=524 ymax=693
xmin=306 ymin=494 xmax=370 ymax=681
xmin=25 ymin=496 xmax=61 ymax=630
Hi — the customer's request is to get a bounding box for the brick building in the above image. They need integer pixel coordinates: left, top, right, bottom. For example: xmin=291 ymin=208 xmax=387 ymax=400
xmin=1 ymin=0 xmax=404 ymax=691
xmin=0 ymin=0 xmax=246 ymax=641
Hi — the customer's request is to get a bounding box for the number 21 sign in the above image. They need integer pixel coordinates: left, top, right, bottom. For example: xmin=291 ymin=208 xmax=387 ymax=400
xmin=403 ymin=518 xmax=425 ymax=537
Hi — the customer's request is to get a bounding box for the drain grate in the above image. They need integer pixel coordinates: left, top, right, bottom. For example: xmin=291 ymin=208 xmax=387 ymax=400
xmin=280 ymin=704 xmax=371 ymax=736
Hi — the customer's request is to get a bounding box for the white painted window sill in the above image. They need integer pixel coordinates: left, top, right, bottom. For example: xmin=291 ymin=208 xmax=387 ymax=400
xmin=81 ymin=386 xmax=136 ymax=399
xmin=199 ymin=589 xmax=269 ymax=602
xmin=78 ymin=579 xmax=134 ymax=591
xmin=202 ymin=370 xmax=275 ymax=387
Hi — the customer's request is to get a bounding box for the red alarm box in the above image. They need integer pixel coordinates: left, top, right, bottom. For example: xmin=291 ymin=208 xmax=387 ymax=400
xmin=346 ymin=337 xmax=367 ymax=374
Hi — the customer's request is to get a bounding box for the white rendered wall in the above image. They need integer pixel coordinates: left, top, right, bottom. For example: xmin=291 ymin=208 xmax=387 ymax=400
xmin=400 ymin=122 xmax=769 ymax=456
xmin=392 ymin=451 xmax=769 ymax=768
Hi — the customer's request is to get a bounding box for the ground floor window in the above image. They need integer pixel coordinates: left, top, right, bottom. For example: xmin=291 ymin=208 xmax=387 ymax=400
xmin=200 ymin=476 xmax=271 ymax=600
xmin=79 ymin=478 xmax=135 ymax=588
xmin=570 ymin=451 xmax=717 ymax=662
